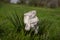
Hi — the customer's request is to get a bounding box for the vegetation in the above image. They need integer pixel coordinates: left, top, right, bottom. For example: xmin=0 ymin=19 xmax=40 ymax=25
xmin=0 ymin=4 xmax=60 ymax=40
xmin=0 ymin=0 xmax=60 ymax=8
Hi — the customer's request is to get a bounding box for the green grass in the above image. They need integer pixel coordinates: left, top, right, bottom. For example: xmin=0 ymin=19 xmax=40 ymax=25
xmin=0 ymin=3 xmax=60 ymax=40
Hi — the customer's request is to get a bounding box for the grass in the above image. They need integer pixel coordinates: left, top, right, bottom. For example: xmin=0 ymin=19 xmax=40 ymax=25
xmin=0 ymin=3 xmax=60 ymax=40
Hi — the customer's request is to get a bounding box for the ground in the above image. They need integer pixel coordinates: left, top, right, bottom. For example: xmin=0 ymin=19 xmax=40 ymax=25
xmin=0 ymin=3 xmax=60 ymax=40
